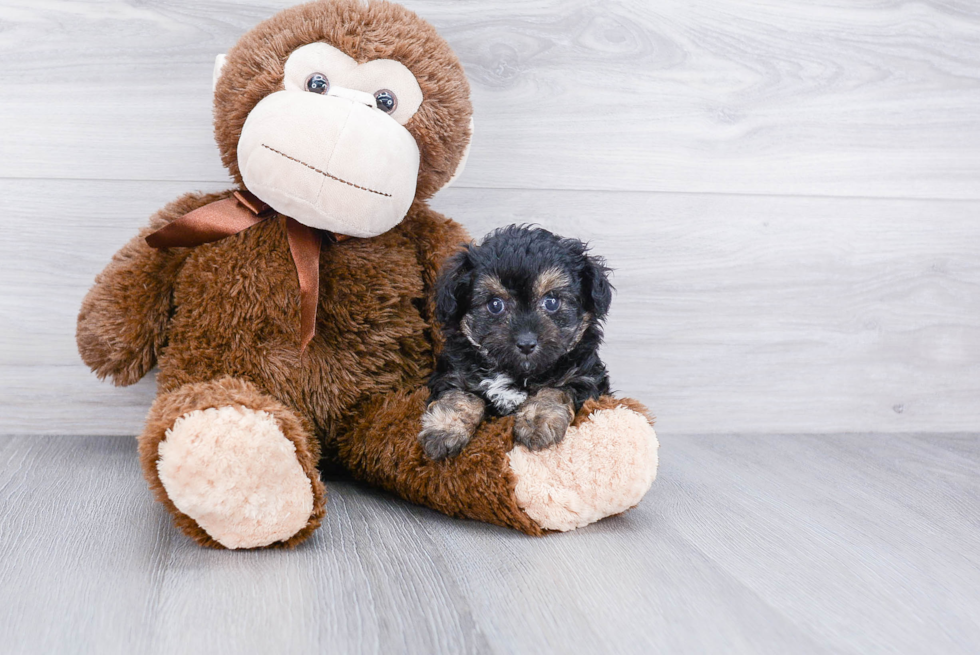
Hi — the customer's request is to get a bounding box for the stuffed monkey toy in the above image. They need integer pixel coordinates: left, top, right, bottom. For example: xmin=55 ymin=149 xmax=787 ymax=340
xmin=76 ymin=0 xmax=658 ymax=549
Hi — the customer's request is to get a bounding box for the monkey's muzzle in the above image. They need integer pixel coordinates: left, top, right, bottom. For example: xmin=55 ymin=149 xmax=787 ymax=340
xmin=237 ymin=90 xmax=420 ymax=238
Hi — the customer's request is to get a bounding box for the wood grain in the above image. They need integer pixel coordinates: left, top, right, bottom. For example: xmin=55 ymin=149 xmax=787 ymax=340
xmin=1 ymin=0 xmax=978 ymax=198
xmin=3 ymin=179 xmax=977 ymax=435
xmin=1 ymin=433 xmax=977 ymax=653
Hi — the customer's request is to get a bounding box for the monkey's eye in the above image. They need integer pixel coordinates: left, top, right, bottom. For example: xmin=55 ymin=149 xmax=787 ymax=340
xmin=542 ymin=295 xmax=561 ymax=313
xmin=487 ymin=298 xmax=505 ymax=315
xmin=305 ymin=73 xmax=330 ymax=94
xmin=374 ymin=89 xmax=398 ymax=113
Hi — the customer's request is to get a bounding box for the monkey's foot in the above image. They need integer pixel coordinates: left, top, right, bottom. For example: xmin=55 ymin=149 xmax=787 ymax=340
xmin=157 ymin=405 xmax=315 ymax=549
xmin=507 ymin=399 xmax=658 ymax=532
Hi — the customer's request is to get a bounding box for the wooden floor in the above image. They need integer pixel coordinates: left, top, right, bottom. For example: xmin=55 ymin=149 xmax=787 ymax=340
xmin=1 ymin=433 xmax=978 ymax=654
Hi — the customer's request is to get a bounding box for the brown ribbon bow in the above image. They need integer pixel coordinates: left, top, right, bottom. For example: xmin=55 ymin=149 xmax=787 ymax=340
xmin=146 ymin=189 xmax=349 ymax=352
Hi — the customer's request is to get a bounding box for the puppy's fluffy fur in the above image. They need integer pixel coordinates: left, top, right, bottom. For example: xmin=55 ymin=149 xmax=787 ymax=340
xmin=419 ymin=225 xmax=613 ymax=460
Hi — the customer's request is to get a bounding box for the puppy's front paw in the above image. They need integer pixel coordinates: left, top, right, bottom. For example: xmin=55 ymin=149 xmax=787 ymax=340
xmin=513 ymin=388 xmax=574 ymax=451
xmin=418 ymin=390 xmax=486 ymax=461
xmin=419 ymin=424 xmax=471 ymax=461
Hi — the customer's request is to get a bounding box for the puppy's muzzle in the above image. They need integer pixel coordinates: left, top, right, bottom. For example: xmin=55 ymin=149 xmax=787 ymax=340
xmin=516 ymin=332 xmax=538 ymax=355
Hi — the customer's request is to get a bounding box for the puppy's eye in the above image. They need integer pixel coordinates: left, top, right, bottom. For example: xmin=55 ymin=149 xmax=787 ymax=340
xmin=487 ymin=297 xmax=505 ymax=315
xmin=542 ymin=295 xmax=561 ymax=313
xmin=305 ymin=73 xmax=330 ymax=94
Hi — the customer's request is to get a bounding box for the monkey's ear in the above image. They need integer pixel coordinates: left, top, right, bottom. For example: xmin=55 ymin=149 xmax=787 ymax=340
xmin=212 ymin=54 xmax=228 ymax=92
xmin=582 ymin=253 xmax=613 ymax=321
xmin=434 ymin=247 xmax=474 ymax=327
xmin=439 ymin=117 xmax=474 ymax=191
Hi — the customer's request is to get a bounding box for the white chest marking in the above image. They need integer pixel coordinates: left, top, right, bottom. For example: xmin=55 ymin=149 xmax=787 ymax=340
xmin=478 ymin=374 xmax=528 ymax=415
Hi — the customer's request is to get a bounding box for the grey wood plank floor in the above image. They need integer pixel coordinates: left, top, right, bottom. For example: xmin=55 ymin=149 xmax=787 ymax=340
xmin=1 ymin=433 xmax=977 ymax=654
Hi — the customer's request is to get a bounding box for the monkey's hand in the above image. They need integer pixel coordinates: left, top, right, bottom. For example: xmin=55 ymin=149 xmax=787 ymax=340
xmin=513 ymin=388 xmax=574 ymax=451
xmin=77 ymin=232 xmax=177 ymax=386
xmin=418 ymin=390 xmax=486 ymax=460
xmin=77 ymin=192 xmax=222 ymax=386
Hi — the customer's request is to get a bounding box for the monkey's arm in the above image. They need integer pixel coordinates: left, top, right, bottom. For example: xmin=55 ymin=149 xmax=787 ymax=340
xmin=76 ymin=191 xmax=230 ymax=386
xmin=338 ymin=387 xmax=545 ymax=534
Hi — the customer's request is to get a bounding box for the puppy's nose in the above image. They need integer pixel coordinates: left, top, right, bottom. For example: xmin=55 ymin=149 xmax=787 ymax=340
xmin=516 ymin=333 xmax=537 ymax=355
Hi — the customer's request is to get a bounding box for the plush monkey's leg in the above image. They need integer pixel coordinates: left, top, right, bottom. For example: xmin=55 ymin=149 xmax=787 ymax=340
xmin=508 ymin=396 xmax=659 ymax=532
xmin=337 ymin=388 xmax=658 ymax=535
xmin=138 ymin=377 xmax=326 ymax=549
xmin=338 ymin=388 xmax=544 ymax=534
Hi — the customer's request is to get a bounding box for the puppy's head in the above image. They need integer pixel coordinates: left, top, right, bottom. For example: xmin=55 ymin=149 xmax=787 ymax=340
xmin=436 ymin=225 xmax=612 ymax=376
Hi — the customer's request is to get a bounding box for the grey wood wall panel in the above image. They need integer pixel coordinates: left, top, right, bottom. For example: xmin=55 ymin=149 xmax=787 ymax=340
xmin=2 ymin=179 xmax=978 ymax=435
xmin=1 ymin=0 xmax=979 ymax=198
xmin=2 ymin=433 xmax=978 ymax=654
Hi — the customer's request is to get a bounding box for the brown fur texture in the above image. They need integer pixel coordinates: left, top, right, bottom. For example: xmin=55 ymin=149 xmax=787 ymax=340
xmin=77 ymin=0 xmax=653 ymax=547
xmin=77 ymin=191 xmax=231 ymax=386
xmin=76 ymin=0 xmax=483 ymax=547
xmin=79 ymin=191 xmax=475 ymax=546
xmin=214 ymin=0 xmax=472 ymax=201
xmin=575 ymin=396 xmax=655 ymax=428
xmin=340 ymin=387 xmax=544 ymax=536
xmin=139 ymin=377 xmax=327 ymax=549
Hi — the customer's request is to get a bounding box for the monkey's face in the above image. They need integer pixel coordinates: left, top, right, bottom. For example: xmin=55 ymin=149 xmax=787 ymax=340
xmin=212 ymin=1 xmax=474 ymax=238
xmin=237 ymin=43 xmax=422 ymax=237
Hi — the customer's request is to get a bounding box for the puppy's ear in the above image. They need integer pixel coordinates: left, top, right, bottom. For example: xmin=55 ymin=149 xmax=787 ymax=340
xmin=582 ymin=252 xmax=613 ymax=321
xmin=434 ymin=246 xmax=475 ymax=327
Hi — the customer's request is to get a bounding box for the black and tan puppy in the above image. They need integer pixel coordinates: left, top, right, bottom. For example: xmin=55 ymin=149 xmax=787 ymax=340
xmin=420 ymin=225 xmax=613 ymax=460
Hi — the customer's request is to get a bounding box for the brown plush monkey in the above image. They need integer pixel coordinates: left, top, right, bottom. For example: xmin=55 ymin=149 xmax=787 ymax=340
xmin=76 ymin=0 xmax=659 ymax=549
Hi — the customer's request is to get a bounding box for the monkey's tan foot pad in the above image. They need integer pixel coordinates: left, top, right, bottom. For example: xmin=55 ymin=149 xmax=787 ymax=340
xmin=508 ymin=405 xmax=658 ymax=532
xmin=156 ymin=406 xmax=315 ymax=549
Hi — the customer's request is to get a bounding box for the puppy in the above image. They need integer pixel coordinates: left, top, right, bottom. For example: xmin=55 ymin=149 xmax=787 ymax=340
xmin=419 ymin=225 xmax=613 ymax=460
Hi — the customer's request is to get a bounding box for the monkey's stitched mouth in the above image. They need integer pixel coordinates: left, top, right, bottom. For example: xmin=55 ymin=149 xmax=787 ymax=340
xmin=260 ymin=144 xmax=392 ymax=198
